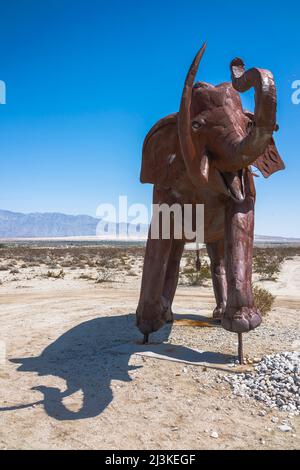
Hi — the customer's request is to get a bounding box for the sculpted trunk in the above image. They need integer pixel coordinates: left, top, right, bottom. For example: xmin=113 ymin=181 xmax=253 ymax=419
xmin=223 ymin=58 xmax=278 ymax=172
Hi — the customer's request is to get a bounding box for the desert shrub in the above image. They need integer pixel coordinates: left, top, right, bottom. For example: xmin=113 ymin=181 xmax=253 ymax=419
xmin=77 ymin=263 xmax=87 ymax=269
xmin=47 ymin=269 xmax=65 ymax=279
xmin=118 ymin=256 xmax=127 ymax=266
xmin=182 ymin=260 xmax=211 ymax=286
xmin=98 ymin=257 xmax=120 ymax=270
xmin=253 ymin=246 xmax=300 ymax=261
xmin=47 ymin=263 xmax=60 ymax=269
xmin=7 ymin=261 xmax=17 ymax=267
xmin=78 ymin=272 xmax=95 ymax=280
xmin=123 ymin=262 xmax=137 ymax=273
xmin=253 ymin=285 xmax=275 ymax=316
xmin=87 ymin=261 xmax=96 ymax=268
xmin=127 ymin=269 xmax=137 ymax=276
xmin=253 ymin=251 xmax=283 ymax=280
xmin=10 ymin=268 xmax=20 ymax=274
xmin=60 ymin=260 xmax=74 ymax=267
xmin=95 ymin=268 xmax=116 ymax=283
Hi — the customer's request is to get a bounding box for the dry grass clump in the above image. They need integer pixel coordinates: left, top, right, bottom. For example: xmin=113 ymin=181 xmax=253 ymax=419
xmin=253 ymin=284 xmax=275 ymax=316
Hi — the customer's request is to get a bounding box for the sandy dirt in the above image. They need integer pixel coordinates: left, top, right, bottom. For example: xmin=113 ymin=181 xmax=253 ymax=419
xmin=0 ymin=249 xmax=299 ymax=450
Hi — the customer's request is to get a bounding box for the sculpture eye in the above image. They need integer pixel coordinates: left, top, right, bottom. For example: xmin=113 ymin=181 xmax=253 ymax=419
xmin=246 ymin=119 xmax=254 ymax=130
xmin=191 ymin=118 xmax=205 ymax=131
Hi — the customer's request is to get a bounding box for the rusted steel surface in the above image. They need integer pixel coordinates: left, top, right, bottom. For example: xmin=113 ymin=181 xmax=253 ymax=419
xmin=136 ymin=43 xmax=285 ymax=342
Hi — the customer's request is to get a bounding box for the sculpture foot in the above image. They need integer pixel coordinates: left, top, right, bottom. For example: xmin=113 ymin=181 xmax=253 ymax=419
xmin=212 ymin=305 xmax=225 ymax=321
xmin=143 ymin=334 xmax=149 ymax=344
xmin=166 ymin=306 xmax=174 ymax=323
xmin=221 ymin=306 xmax=262 ymax=333
xmin=136 ymin=297 xmax=170 ymax=335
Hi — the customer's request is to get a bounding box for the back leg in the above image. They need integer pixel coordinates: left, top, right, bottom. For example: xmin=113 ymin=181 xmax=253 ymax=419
xmin=163 ymin=239 xmax=185 ymax=321
xmin=206 ymin=239 xmax=227 ymax=320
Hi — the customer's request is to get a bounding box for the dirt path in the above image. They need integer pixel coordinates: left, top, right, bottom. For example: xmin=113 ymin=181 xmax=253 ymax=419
xmin=0 ymin=259 xmax=299 ymax=449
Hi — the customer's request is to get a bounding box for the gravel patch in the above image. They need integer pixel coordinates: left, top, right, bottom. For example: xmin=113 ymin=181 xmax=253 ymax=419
xmin=223 ymin=352 xmax=300 ymax=413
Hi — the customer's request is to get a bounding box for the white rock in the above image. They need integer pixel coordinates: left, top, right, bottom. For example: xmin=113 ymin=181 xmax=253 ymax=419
xmin=278 ymin=425 xmax=292 ymax=432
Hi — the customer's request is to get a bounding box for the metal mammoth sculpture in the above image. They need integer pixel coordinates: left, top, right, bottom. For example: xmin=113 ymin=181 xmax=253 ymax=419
xmin=136 ymin=43 xmax=285 ymax=357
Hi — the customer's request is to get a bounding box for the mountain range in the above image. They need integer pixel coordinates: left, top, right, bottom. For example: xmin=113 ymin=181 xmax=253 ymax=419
xmin=0 ymin=209 xmax=148 ymax=239
xmin=0 ymin=209 xmax=299 ymax=242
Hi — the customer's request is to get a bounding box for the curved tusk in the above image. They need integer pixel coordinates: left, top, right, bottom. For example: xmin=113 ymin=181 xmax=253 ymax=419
xmin=178 ymin=42 xmax=209 ymax=186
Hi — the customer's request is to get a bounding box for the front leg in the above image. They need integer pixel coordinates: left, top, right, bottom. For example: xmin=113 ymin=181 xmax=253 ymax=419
xmin=207 ymin=239 xmax=227 ymax=321
xmin=136 ymin=186 xmax=183 ymax=335
xmin=222 ymin=171 xmax=261 ymax=333
xmin=136 ymin=230 xmax=173 ymax=335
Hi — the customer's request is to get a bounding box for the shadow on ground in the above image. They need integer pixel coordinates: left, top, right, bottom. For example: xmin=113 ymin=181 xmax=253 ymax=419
xmin=1 ymin=312 xmax=231 ymax=421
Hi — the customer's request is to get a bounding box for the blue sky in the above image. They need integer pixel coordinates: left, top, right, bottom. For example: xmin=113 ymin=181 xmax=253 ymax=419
xmin=0 ymin=0 xmax=299 ymax=236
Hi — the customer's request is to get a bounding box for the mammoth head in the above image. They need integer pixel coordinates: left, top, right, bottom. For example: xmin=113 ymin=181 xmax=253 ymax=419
xmin=178 ymin=43 xmax=285 ymax=201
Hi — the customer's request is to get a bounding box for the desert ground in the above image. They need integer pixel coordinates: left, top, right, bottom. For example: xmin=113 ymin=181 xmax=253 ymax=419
xmin=0 ymin=243 xmax=299 ymax=450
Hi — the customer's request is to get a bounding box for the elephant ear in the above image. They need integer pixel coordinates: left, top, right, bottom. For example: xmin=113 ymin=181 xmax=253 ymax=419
xmin=140 ymin=114 xmax=186 ymax=186
xmin=244 ymin=111 xmax=285 ymax=178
